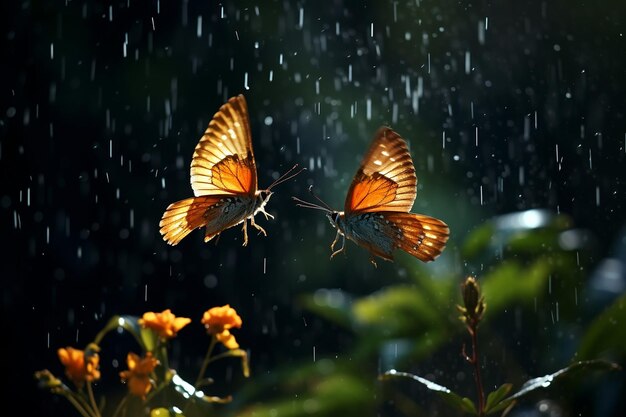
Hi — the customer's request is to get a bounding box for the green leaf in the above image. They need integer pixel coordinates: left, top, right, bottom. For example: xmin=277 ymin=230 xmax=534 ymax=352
xmin=235 ymin=374 xmax=373 ymax=417
xmin=506 ymin=360 xmax=619 ymax=402
xmin=93 ymin=315 xmax=151 ymax=350
xmin=484 ymin=383 xmax=513 ymax=414
xmin=380 ymin=370 xmax=477 ymax=414
xmin=352 ymin=285 xmax=444 ymax=337
xmin=140 ymin=326 xmax=158 ymax=352
xmin=480 ymin=259 xmax=550 ymax=316
xmin=462 ymin=222 xmax=495 ymax=259
xmin=578 ymin=292 xmax=626 ymax=360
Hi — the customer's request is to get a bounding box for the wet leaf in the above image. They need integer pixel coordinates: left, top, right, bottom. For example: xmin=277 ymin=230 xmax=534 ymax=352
xmin=504 ymin=360 xmax=619 ymax=404
xmin=578 ymin=292 xmax=626 ymax=360
xmin=380 ymin=370 xmax=477 ymax=414
xmin=484 ymin=383 xmax=513 ymax=414
xmin=150 ymin=408 xmax=184 ymax=417
xmin=93 ymin=315 xmax=148 ymax=349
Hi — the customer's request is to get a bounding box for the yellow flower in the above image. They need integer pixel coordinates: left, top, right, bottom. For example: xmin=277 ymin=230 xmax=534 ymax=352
xmin=201 ymin=305 xmax=242 ymax=349
xmin=57 ymin=347 xmax=100 ymax=388
xmin=215 ymin=330 xmax=239 ymax=349
xmin=139 ymin=309 xmax=191 ymax=340
xmin=119 ymin=352 xmax=159 ymax=399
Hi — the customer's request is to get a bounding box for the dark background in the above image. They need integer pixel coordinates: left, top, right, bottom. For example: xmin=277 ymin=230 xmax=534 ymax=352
xmin=2 ymin=1 xmax=625 ymax=416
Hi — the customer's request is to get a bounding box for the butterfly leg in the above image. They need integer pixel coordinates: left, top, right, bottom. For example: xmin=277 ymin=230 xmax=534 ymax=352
xmin=257 ymin=206 xmax=274 ymax=221
xmin=241 ymin=219 xmax=249 ymax=247
xmin=330 ymin=231 xmax=346 ymax=259
xmin=250 ymin=216 xmax=268 ymax=237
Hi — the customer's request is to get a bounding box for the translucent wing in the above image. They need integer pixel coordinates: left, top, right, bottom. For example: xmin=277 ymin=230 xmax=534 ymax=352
xmin=344 ymin=127 xmax=417 ymax=214
xmin=190 ymin=95 xmax=257 ymax=197
xmin=159 ymin=196 xmax=223 ymax=245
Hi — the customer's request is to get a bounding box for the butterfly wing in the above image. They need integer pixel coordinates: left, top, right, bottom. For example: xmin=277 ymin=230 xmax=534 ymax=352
xmin=344 ymin=127 xmax=416 ymax=214
xmin=160 ymin=95 xmax=259 ymax=246
xmin=383 ymin=212 xmax=449 ymax=262
xmin=160 ymin=196 xmax=224 ymax=245
xmin=341 ymin=211 xmax=449 ymax=262
xmin=190 ymin=95 xmax=257 ymax=197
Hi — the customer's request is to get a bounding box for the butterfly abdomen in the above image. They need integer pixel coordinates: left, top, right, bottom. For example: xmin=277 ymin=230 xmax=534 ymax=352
xmin=202 ymin=196 xmax=257 ymax=242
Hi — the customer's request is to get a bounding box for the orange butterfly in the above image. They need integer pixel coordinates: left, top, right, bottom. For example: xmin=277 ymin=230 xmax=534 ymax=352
xmin=294 ymin=127 xmax=449 ymax=264
xmin=160 ymin=95 xmax=299 ymax=246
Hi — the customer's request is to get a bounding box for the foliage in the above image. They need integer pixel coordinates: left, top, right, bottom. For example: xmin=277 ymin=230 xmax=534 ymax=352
xmin=35 ymin=307 xmax=249 ymax=417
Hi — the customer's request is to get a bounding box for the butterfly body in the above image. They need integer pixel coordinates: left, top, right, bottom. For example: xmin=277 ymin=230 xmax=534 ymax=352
xmin=328 ymin=210 xmax=446 ymax=262
xmin=297 ymin=127 xmax=449 ymax=264
xmin=160 ymin=95 xmax=277 ymax=246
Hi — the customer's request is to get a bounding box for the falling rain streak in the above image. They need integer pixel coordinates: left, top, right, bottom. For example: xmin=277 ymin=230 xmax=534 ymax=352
xmin=6 ymin=3 xmax=625 ymax=416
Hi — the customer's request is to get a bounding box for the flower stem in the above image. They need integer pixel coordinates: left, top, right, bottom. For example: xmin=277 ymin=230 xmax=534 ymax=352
xmin=111 ymin=394 xmax=130 ymax=417
xmin=195 ymin=337 xmax=217 ymax=388
xmin=64 ymin=392 xmax=95 ymax=417
xmin=86 ymin=382 xmax=102 ymax=417
xmin=468 ymin=323 xmax=485 ymax=416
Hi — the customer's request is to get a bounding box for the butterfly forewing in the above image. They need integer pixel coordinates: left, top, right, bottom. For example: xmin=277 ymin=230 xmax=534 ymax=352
xmin=190 ymin=95 xmax=257 ymax=197
xmin=345 ymin=127 xmax=417 ymax=214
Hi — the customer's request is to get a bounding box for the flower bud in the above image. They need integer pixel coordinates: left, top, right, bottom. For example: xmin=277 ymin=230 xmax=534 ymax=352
xmin=462 ymin=277 xmax=480 ymax=314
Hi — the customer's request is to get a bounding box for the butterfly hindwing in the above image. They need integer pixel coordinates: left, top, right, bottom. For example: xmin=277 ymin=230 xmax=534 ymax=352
xmin=159 ymin=196 xmax=224 ymax=245
xmin=345 ymin=127 xmax=417 ymax=214
xmin=190 ymin=95 xmax=257 ymax=197
xmin=382 ymin=212 xmax=449 ymax=262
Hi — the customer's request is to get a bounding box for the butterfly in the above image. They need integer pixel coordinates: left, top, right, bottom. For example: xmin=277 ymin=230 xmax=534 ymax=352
xmin=160 ymin=95 xmax=300 ymax=246
xmin=294 ymin=127 xmax=449 ymax=265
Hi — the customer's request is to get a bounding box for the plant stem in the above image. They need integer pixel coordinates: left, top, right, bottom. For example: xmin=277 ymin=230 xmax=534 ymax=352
xmin=469 ymin=323 xmax=485 ymax=416
xmin=111 ymin=394 xmax=130 ymax=417
xmin=86 ymin=382 xmax=102 ymax=417
xmin=195 ymin=337 xmax=217 ymax=388
xmin=64 ymin=392 xmax=95 ymax=417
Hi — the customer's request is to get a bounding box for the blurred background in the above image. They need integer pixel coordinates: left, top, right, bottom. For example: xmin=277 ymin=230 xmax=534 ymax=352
xmin=2 ymin=1 xmax=626 ymax=416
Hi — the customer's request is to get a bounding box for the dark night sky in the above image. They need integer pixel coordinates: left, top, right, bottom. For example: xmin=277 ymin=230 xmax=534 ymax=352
xmin=2 ymin=1 xmax=626 ymax=416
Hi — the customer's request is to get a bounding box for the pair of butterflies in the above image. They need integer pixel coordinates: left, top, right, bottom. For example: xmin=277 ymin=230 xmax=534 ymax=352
xmin=159 ymin=95 xmax=449 ymax=263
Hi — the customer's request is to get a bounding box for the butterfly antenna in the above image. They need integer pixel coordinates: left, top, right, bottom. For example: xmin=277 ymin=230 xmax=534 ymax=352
xmin=307 ymin=185 xmax=333 ymax=211
xmin=267 ymin=164 xmax=306 ymax=190
xmin=291 ymin=196 xmax=332 ymax=213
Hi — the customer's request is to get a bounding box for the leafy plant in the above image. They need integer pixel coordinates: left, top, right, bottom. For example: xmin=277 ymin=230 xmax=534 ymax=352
xmin=380 ymin=277 xmax=620 ymax=416
xmin=35 ymin=307 xmax=249 ymax=417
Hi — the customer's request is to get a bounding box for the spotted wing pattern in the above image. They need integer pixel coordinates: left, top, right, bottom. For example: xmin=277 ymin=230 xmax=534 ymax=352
xmin=382 ymin=212 xmax=449 ymax=262
xmin=190 ymin=95 xmax=257 ymax=197
xmin=345 ymin=127 xmax=417 ymax=214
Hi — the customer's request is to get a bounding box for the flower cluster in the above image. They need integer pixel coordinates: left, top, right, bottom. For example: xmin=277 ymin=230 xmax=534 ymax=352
xmin=201 ymin=304 xmax=243 ymax=349
xmin=35 ymin=306 xmax=248 ymax=417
